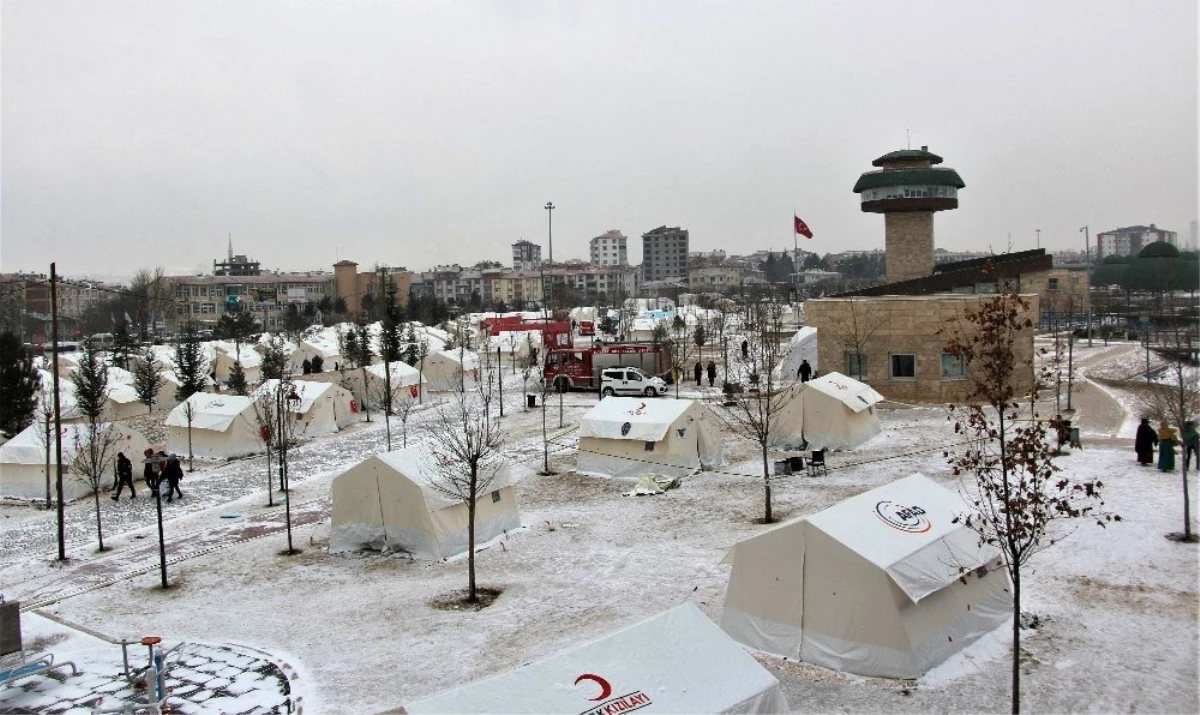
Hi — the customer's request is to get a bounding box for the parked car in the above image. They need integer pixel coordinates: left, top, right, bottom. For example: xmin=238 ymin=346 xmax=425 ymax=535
xmin=600 ymin=367 xmax=667 ymax=397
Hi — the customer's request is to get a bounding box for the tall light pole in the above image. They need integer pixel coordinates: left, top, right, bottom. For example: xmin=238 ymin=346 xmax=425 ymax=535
xmin=1081 ymin=225 xmax=1093 ymax=346
xmin=545 ymin=201 xmax=563 ymax=428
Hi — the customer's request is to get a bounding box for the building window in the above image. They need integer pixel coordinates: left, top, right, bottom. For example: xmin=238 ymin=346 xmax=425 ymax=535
xmin=845 ymin=351 xmax=868 ymax=379
xmin=941 ymin=353 xmax=966 ymax=380
xmin=890 ymin=354 xmax=916 ymax=380
xmin=1048 ymin=278 xmax=1059 ymax=291
xmin=644 ymin=441 xmax=655 ymax=452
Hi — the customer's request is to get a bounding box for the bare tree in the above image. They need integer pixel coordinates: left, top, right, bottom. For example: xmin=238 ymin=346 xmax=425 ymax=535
xmin=256 ymin=376 xmax=302 ymax=551
xmin=394 ymin=389 xmax=419 ymax=449
xmin=31 ymin=389 xmax=56 ymax=509
xmin=942 ymin=284 xmax=1116 ymax=715
xmin=180 ymin=400 xmax=197 ymax=470
xmin=251 ymin=389 xmax=281 ymax=507
xmin=723 ymin=298 xmax=797 ymax=523
xmin=427 ymin=371 xmax=504 ymax=603
xmin=371 ymin=361 xmax=418 ymax=451
xmin=71 ymin=417 xmax=125 ymax=552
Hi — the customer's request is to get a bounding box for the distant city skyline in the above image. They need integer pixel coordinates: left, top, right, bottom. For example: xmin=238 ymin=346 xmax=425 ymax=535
xmin=3 ymin=1 xmax=1196 ymax=278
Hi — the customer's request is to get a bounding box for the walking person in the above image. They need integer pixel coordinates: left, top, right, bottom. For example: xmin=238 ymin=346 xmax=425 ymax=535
xmin=163 ymin=452 xmax=185 ymax=502
xmin=798 ymin=359 xmax=812 ymax=383
xmin=143 ymin=448 xmax=161 ymax=492
xmin=694 ymin=361 xmax=703 ymax=385
xmin=112 ymin=452 xmax=136 ymax=501
xmin=1135 ymin=418 xmax=1156 ymax=466
xmin=740 ymin=339 xmax=749 ymax=360
xmin=706 ymin=360 xmax=717 ymax=387
xmin=1157 ymin=422 xmax=1178 ymax=472
xmin=1183 ymin=421 xmax=1199 ymax=472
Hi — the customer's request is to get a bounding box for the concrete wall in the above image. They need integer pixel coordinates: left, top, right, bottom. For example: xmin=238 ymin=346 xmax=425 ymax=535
xmin=804 ymin=294 xmax=1038 ymax=404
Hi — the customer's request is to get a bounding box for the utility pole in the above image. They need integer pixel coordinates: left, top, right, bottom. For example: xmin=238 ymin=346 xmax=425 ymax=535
xmin=1081 ymin=225 xmax=1093 ymax=347
xmin=1036 ymin=228 xmax=1041 ymax=250
xmin=50 ymin=263 xmax=66 ymax=561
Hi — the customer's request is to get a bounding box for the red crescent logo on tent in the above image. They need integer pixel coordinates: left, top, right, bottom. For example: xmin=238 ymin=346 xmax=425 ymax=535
xmin=573 ymin=673 xmax=612 ymax=701
xmin=409 ymin=385 xmax=418 ymax=398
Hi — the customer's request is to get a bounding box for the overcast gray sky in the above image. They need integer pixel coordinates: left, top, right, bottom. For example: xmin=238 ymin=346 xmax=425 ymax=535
xmin=2 ymin=0 xmax=1196 ymax=280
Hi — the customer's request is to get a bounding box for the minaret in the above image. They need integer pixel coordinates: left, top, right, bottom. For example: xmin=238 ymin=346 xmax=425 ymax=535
xmin=853 ymin=146 xmax=964 ymax=284
xmin=228 ymin=232 xmax=234 ymax=261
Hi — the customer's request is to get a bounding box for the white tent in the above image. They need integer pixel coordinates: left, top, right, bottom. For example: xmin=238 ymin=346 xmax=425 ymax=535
xmin=399 ymin=602 xmax=788 ymax=714
xmin=252 ymin=379 xmax=359 ymax=439
xmin=421 ymin=349 xmax=481 ymax=391
xmin=577 ymin=397 xmax=724 ymax=479
xmin=105 ymin=383 xmax=150 ymax=419
xmin=721 ymin=473 xmax=1011 ymax=679
xmin=329 ymin=446 xmax=521 ymax=559
xmin=165 ymin=393 xmax=262 ymax=459
xmin=211 ymin=341 xmax=263 ymax=385
xmin=778 ymin=326 xmax=818 ymax=380
xmin=795 ymin=372 xmax=884 ymax=451
xmin=486 ymin=330 xmax=540 ymax=367
xmin=344 ymin=361 xmax=425 ymax=409
xmin=0 ymin=423 xmax=152 ymax=501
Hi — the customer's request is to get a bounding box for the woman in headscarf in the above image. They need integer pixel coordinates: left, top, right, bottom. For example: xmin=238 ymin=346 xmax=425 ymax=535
xmin=1157 ymin=422 xmax=1178 ymax=472
xmin=1135 ymin=418 xmax=1156 ymax=466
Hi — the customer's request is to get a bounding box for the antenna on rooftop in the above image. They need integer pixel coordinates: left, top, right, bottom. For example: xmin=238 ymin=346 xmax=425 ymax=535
xmin=906 ymin=129 xmax=910 ymax=149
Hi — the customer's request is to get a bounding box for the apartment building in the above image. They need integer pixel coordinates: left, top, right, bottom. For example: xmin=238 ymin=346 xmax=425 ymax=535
xmin=171 ymin=272 xmax=335 ymax=330
xmin=511 ymin=240 xmax=542 ymax=271
xmin=589 ymin=230 xmax=628 ymax=266
xmin=641 ymin=226 xmax=689 ymax=284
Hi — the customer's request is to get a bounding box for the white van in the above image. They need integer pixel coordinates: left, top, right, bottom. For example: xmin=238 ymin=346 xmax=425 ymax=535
xmin=600 ymin=367 xmax=666 ymax=397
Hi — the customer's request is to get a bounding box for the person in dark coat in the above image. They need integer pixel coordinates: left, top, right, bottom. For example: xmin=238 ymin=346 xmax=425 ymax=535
xmin=163 ymin=453 xmax=185 ymax=502
xmin=112 ymin=452 xmax=136 ymax=501
xmin=143 ymin=448 xmax=161 ymax=491
xmin=1135 ymin=418 xmax=1156 ymax=466
xmin=798 ymin=359 xmax=812 ymax=383
xmin=740 ymin=339 xmax=749 ymax=360
xmin=694 ymin=361 xmax=703 ymax=385
xmin=706 ymin=360 xmax=717 ymax=387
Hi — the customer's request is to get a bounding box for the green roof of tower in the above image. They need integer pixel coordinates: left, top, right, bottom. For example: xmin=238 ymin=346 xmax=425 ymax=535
xmin=872 ymin=148 xmax=943 ymax=167
xmin=853 ymin=167 xmax=965 ymax=193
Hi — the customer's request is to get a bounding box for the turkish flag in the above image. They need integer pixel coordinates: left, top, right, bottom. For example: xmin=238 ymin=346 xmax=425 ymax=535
xmin=794 ymin=215 xmax=813 ymax=239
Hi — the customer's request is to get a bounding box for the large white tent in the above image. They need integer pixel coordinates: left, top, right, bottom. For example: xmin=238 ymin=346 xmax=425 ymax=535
xmin=721 ymin=473 xmax=1011 ymax=679
xmin=343 ymin=361 xmax=425 ymax=409
xmin=0 ymin=423 xmax=152 ymax=501
xmin=421 ymin=349 xmax=481 ymax=391
xmin=577 ymin=397 xmax=724 ymax=479
xmin=211 ymin=341 xmax=263 ymax=385
xmin=165 ymin=394 xmax=262 ymax=459
xmin=252 ymin=379 xmax=358 ymax=439
xmin=398 ymin=602 xmax=788 ymax=714
xmin=329 ymin=446 xmax=521 ymax=559
xmin=796 ymin=372 xmax=884 ymax=451
xmin=778 ymin=326 xmax=818 ymax=380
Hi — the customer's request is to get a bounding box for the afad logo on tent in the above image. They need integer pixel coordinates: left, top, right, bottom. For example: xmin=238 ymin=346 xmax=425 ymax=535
xmin=573 ymin=673 xmax=653 ymax=715
xmin=874 ymin=500 xmax=932 ymax=533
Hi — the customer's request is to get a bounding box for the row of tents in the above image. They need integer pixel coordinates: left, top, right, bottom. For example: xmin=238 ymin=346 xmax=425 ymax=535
xmin=378 ymin=474 xmax=1008 ymax=711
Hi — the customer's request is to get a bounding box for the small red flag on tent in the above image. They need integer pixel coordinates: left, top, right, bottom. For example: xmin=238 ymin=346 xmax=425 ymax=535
xmin=794 ymin=214 xmax=813 ymax=239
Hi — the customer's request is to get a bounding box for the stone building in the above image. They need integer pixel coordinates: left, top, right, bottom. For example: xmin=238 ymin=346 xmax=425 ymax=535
xmin=805 ymin=293 xmax=1038 ymax=404
xmin=172 ymin=272 xmax=336 ymax=330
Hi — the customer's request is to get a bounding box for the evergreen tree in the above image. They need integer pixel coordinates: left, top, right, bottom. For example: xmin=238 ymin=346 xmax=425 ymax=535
xmin=380 ymin=279 xmax=403 ymax=363
xmin=71 ymin=341 xmax=111 ymax=422
xmin=310 ymin=355 xmax=324 ymax=373
xmin=132 ymin=346 xmax=164 ymax=413
xmin=110 ymin=320 xmax=138 ymax=370
xmin=401 ymin=323 xmax=420 ymax=366
xmin=343 ymin=328 xmax=361 ymax=369
xmin=260 ymin=336 xmax=290 ymax=380
xmin=0 ymin=331 xmax=38 ymax=438
xmin=227 ymin=359 xmax=249 ymax=395
xmin=173 ymin=324 xmax=210 ymax=402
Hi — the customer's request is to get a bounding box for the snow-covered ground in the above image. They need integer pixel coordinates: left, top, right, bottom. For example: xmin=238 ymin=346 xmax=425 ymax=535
xmin=2 ymin=352 xmax=1197 ymax=714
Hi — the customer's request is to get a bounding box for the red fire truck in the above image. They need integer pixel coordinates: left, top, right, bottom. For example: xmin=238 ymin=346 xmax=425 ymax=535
xmin=543 ymin=342 xmax=673 ymax=392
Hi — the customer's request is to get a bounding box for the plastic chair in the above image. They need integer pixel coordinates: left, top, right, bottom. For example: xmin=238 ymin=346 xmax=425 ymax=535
xmin=807 ymin=450 xmax=828 ymax=477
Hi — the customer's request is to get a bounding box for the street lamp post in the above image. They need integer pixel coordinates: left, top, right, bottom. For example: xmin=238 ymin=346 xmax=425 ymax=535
xmin=280 ymin=386 xmax=301 ymax=554
xmin=1081 ymin=225 xmax=1093 ymax=347
xmin=544 ymin=201 xmax=564 ymax=429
